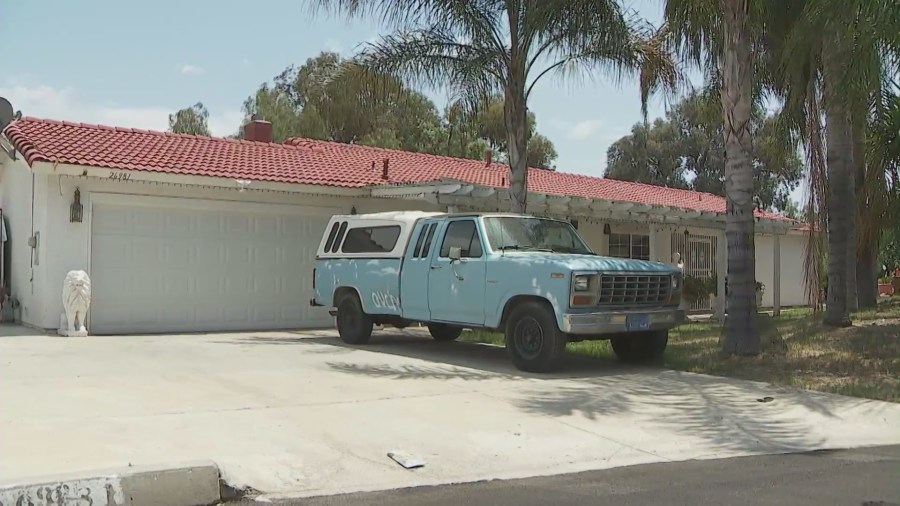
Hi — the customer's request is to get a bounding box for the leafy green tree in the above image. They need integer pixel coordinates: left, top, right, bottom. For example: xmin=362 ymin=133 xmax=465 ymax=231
xmin=240 ymin=51 xmax=559 ymax=166
xmin=168 ymin=102 xmax=210 ymax=136
xmin=781 ymin=199 xmax=802 ymax=221
xmin=526 ymin=133 xmax=558 ymax=170
xmin=606 ymin=119 xmax=690 ymax=189
xmin=306 ymin=0 xmax=675 ymax=213
xmin=606 ymin=90 xmax=802 ymax=213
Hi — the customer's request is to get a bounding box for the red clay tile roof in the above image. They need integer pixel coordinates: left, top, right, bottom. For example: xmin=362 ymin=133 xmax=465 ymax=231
xmin=3 ymin=117 xmax=791 ymax=221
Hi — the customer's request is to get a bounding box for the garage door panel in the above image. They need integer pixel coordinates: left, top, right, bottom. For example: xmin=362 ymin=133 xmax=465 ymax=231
xmin=90 ymin=199 xmax=333 ymax=334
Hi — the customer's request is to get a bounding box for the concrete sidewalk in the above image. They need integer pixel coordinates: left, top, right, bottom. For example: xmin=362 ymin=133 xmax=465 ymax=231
xmin=2 ymin=326 xmax=899 ymax=500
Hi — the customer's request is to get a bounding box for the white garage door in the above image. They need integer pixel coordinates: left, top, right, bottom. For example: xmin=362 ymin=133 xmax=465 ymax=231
xmin=89 ymin=195 xmax=336 ymax=334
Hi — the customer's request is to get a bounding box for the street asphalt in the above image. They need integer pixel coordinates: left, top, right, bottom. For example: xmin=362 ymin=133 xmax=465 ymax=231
xmin=240 ymin=445 xmax=900 ymax=506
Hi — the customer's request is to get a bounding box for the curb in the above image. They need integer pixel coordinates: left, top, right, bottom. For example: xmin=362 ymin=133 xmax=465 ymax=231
xmin=0 ymin=460 xmax=221 ymax=506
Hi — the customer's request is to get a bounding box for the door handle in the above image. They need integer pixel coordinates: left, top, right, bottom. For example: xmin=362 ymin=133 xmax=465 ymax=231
xmin=430 ymin=265 xmax=442 ymax=270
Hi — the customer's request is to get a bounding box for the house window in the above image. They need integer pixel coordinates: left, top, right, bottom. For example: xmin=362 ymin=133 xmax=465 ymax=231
xmin=341 ymin=225 xmax=402 ymax=253
xmin=608 ymin=233 xmax=650 ymax=261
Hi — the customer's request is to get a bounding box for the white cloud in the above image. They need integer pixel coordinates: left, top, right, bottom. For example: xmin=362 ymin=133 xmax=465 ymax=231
xmin=567 ymin=119 xmax=605 ymax=140
xmin=0 ymin=78 xmax=241 ymax=137
xmin=180 ymin=64 xmax=206 ymax=76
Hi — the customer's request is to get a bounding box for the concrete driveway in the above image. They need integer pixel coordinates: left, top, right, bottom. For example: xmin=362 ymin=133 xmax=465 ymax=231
xmin=2 ymin=325 xmax=899 ymax=499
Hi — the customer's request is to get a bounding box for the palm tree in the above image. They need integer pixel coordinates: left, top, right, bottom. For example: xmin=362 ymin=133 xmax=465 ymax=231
xmin=663 ymin=0 xmax=762 ymax=354
xmin=859 ymin=83 xmax=900 ymax=307
xmin=778 ymin=0 xmax=899 ymax=325
xmin=305 ymin=0 xmax=677 ymax=213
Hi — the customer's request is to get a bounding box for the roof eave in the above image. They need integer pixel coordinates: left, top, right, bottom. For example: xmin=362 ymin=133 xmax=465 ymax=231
xmin=31 ymin=160 xmax=370 ymax=196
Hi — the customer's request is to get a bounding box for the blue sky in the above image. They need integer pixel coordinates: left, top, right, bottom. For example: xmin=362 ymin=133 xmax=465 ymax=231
xmin=1 ymin=0 xmax=802 ymax=205
xmin=0 ymin=0 xmax=680 ymax=179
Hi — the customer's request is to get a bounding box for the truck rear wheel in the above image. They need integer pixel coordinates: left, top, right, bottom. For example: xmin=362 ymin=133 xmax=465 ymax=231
xmin=505 ymin=301 xmax=567 ymax=373
xmin=336 ymin=292 xmax=373 ymax=345
xmin=428 ymin=323 xmax=463 ymax=342
xmin=611 ymin=330 xmax=668 ymax=363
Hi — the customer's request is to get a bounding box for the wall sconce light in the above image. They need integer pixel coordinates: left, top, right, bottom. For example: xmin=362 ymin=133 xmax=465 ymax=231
xmin=603 ymin=223 xmax=611 ymax=235
xmin=350 ymin=206 xmax=357 ymax=215
xmin=684 ymin=229 xmax=690 ymax=238
xmin=70 ymin=187 xmax=83 ymax=223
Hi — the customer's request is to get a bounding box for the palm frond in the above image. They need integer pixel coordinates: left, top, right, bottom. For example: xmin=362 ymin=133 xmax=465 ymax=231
xmin=356 ymin=29 xmax=506 ymax=103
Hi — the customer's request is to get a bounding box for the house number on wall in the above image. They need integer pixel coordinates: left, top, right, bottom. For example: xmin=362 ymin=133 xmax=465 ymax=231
xmin=108 ymin=171 xmax=132 ymax=181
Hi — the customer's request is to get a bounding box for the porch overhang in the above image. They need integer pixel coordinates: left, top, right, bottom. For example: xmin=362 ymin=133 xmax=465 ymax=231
xmin=369 ymin=180 xmax=797 ymax=234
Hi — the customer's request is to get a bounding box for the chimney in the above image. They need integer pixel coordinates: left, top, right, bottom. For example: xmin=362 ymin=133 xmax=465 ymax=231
xmin=484 ymin=148 xmax=492 ymax=167
xmin=243 ymin=114 xmax=273 ymax=143
xmin=382 ymin=158 xmax=390 ymax=180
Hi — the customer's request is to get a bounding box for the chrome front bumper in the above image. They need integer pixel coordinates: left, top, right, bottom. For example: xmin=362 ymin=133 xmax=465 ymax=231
xmin=561 ymin=308 xmax=685 ymax=335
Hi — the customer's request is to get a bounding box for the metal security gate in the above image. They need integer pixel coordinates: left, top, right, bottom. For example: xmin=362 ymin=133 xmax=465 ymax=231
xmin=671 ymin=232 xmax=719 ymax=311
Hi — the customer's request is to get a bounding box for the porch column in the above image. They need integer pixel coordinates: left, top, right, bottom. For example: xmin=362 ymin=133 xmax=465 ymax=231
xmin=648 ymin=225 xmax=658 ymax=261
xmin=715 ymin=229 xmax=727 ymax=320
xmin=773 ymin=233 xmax=781 ymax=316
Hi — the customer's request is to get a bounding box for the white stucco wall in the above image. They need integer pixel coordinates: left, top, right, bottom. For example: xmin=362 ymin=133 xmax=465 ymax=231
xmin=0 ymin=156 xmax=51 ymax=327
xmin=29 ymin=173 xmax=439 ymax=330
xmin=1 ymin=158 xmax=813 ymax=328
xmin=755 ymin=231 xmax=809 ymax=307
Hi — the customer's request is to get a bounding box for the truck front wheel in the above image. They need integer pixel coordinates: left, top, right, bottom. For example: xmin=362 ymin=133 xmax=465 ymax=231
xmin=428 ymin=323 xmax=463 ymax=342
xmin=336 ymin=293 xmax=373 ymax=345
xmin=611 ymin=330 xmax=668 ymax=363
xmin=505 ymin=302 xmax=567 ymax=373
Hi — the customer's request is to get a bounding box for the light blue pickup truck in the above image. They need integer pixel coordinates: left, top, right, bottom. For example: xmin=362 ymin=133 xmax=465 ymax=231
xmin=311 ymin=211 xmax=685 ymax=372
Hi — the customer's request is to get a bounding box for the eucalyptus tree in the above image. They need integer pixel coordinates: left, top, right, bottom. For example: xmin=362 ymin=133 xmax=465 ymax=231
xmin=306 ymin=0 xmax=677 ymax=213
xmin=168 ymin=102 xmax=211 ymax=136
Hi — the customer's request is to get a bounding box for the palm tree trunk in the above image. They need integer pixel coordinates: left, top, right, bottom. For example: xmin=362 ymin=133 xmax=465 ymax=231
xmin=847 ymin=114 xmax=881 ymax=311
xmin=504 ymin=83 xmax=529 ymax=213
xmin=845 ymin=111 xmax=863 ymax=311
xmin=856 ymin=248 xmax=878 ymax=308
xmin=719 ymin=0 xmax=759 ymax=355
xmin=822 ymin=41 xmax=853 ymax=327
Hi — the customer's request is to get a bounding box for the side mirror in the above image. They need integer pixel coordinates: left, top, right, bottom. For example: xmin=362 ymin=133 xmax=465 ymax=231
xmin=448 ymin=246 xmax=462 ymax=261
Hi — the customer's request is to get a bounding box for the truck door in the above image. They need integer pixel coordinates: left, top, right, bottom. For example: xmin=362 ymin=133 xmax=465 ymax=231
xmin=427 ymin=218 xmax=487 ymax=325
xmin=399 ymin=218 xmax=440 ymax=322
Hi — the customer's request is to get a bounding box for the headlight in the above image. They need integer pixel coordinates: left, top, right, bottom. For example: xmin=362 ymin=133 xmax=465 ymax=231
xmin=574 ymin=274 xmax=590 ymax=292
xmin=671 ymin=274 xmax=681 ymax=290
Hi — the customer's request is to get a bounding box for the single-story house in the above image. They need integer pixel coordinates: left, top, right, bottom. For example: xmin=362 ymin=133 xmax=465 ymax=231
xmin=0 ymin=116 xmax=808 ymax=335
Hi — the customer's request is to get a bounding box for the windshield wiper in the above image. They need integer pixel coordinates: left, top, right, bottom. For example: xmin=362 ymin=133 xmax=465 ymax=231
xmin=498 ymin=245 xmax=555 ymax=252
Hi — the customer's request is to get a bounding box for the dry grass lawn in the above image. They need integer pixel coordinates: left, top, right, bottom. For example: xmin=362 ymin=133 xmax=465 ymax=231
xmin=462 ymin=297 xmax=900 ymax=402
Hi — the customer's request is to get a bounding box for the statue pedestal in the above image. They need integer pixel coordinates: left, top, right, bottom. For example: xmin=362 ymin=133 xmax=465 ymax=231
xmin=58 ymin=312 xmax=88 ymax=337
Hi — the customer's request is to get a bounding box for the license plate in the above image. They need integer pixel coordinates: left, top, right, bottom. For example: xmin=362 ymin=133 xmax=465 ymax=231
xmin=626 ymin=314 xmax=651 ymax=331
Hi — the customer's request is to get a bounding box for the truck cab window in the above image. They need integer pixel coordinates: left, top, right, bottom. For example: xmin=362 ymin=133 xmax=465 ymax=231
xmin=440 ymin=220 xmax=483 ymax=258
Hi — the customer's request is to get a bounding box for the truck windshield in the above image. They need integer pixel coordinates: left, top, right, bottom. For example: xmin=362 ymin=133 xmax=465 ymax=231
xmin=483 ymin=217 xmax=594 ymax=255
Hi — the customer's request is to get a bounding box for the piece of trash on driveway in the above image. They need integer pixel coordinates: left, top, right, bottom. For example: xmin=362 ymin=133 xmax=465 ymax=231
xmin=757 ymin=396 xmax=775 ymax=403
xmin=387 ymin=450 xmax=425 ymax=469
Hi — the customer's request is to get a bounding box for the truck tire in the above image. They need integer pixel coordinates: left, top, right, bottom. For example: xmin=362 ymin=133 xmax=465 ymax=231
xmin=428 ymin=323 xmax=463 ymax=342
xmin=504 ymin=301 xmax=567 ymax=373
xmin=336 ymin=292 xmax=373 ymax=345
xmin=611 ymin=330 xmax=668 ymax=363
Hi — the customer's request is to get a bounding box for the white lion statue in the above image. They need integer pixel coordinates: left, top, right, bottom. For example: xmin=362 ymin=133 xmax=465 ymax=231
xmin=61 ymin=270 xmax=91 ymax=336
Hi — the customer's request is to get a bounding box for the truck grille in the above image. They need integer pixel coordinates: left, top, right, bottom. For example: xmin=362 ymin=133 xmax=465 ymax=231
xmin=598 ymin=274 xmax=671 ymax=305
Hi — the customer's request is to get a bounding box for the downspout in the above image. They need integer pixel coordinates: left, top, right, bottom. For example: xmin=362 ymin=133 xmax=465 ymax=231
xmin=29 ymin=172 xmax=34 ymax=290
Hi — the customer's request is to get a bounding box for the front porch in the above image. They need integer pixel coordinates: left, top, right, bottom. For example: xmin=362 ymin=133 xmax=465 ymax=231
xmin=369 ymin=180 xmax=802 ymax=316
